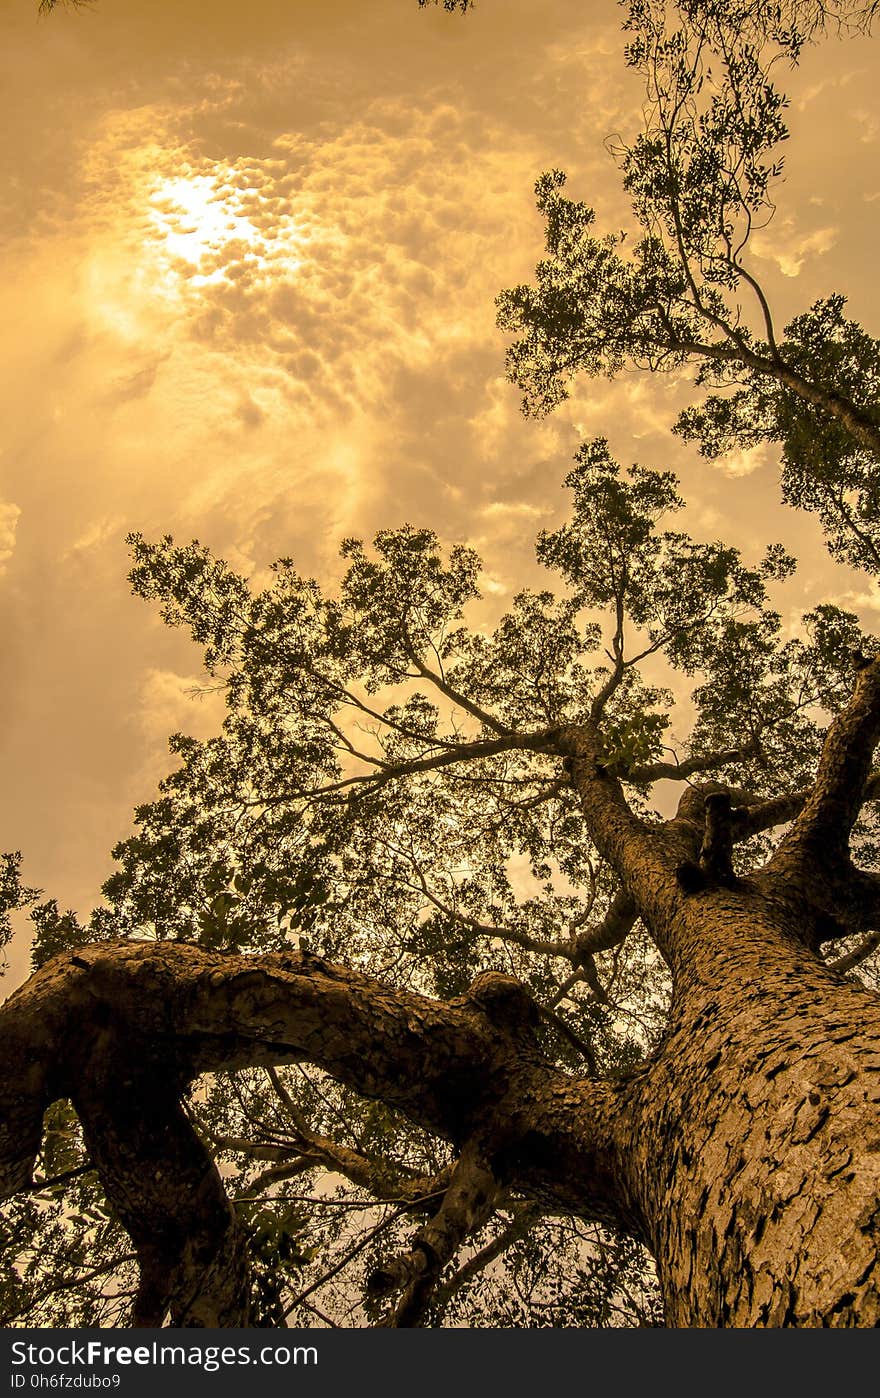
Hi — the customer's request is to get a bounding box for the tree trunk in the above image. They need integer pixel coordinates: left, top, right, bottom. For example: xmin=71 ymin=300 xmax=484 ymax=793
xmin=617 ymin=886 xmax=880 ymax=1326
xmin=2 ymin=919 xmax=880 ymax=1326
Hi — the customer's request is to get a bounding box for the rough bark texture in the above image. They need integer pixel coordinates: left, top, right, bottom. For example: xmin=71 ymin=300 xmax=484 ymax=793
xmin=4 ymin=665 xmax=880 ymax=1325
xmin=0 ymin=947 xmax=631 ymax=1325
xmin=619 ymin=889 xmax=880 ymax=1325
xmin=2 ymin=919 xmax=880 ymax=1327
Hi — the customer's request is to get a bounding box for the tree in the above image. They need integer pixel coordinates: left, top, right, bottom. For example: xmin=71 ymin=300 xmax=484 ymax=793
xmin=4 ymin=0 xmax=880 ymax=1330
xmin=4 ymin=442 xmax=880 ymax=1326
xmin=498 ymin=0 xmax=880 ymax=572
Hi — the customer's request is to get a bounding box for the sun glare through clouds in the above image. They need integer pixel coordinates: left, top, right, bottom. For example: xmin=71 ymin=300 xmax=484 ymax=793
xmin=1 ymin=0 xmax=878 ymax=992
xmin=147 ymin=168 xmax=297 ymax=290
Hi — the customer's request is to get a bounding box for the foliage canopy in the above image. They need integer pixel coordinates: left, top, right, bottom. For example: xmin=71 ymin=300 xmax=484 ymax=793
xmin=5 ymin=0 xmax=880 ymax=1330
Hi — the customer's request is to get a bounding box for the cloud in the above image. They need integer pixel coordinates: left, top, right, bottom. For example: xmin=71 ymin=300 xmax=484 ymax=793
xmin=103 ymin=355 xmax=170 ymax=407
xmin=0 ymin=501 xmax=20 ymax=574
xmin=793 ymin=69 xmax=859 ymax=112
xmin=751 ymin=221 xmax=839 ymax=278
xmin=62 ymin=516 xmax=127 ymax=561
xmin=826 ymin=578 xmax=880 ymax=616
xmin=138 ymin=667 xmax=226 ymax=744
xmin=713 ymin=443 xmax=773 ymax=479
xmin=850 ymin=107 xmax=879 ymax=143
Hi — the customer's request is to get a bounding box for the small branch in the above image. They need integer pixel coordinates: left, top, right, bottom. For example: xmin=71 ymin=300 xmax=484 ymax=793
xmin=248 ymin=1157 xmax=315 ymax=1193
xmin=28 ymin=1163 xmax=95 ymax=1193
xmin=202 ymin=1129 xmax=299 ymax=1162
xmin=389 ymin=856 xmax=576 ymax=962
xmin=368 ymin=1141 xmax=500 ymax=1327
xmin=580 ymin=954 xmax=609 ymax=1005
xmin=283 ymin=1204 xmax=412 ymax=1318
xmin=266 ymin=1065 xmax=308 ymax=1126
xmin=673 ymin=336 xmax=880 ymax=458
xmin=735 ymin=259 xmax=782 ymax=363
xmin=254 ymin=729 xmax=559 ymax=809
xmin=590 ymin=584 xmax=627 ymax=722
xmin=827 ymin=931 xmax=880 ymax=975
xmin=548 ymin=967 xmax=588 ymax=1008
xmin=536 ymin=1005 xmax=597 ymax=1074
xmin=0 ymin=1252 xmax=138 ymax=1327
xmin=432 ymin=1203 xmax=542 ymax=1315
xmin=403 ymin=639 xmax=511 ymax=737
xmin=263 ymin=1069 xmax=453 ymax=1206
xmin=629 ymin=746 xmax=753 ymax=785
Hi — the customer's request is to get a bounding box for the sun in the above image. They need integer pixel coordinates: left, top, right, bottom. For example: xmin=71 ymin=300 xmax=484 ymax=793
xmin=147 ymin=170 xmax=272 ymax=287
xmin=81 ymin=140 xmax=310 ymax=345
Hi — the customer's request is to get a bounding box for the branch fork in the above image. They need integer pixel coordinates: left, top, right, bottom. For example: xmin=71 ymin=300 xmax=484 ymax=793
xmin=367 ymin=1140 xmax=501 ymax=1327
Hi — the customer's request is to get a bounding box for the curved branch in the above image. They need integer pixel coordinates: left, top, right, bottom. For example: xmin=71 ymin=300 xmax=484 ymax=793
xmin=369 ymin=1140 xmax=500 ymax=1326
xmin=575 ymin=889 xmax=638 ymax=960
xmin=391 ymin=857 xmax=577 ymax=962
xmin=559 ymin=725 xmax=682 ymax=957
xmin=0 ymin=941 xmax=634 ymax=1327
xmin=767 ymin=658 xmax=880 ymax=881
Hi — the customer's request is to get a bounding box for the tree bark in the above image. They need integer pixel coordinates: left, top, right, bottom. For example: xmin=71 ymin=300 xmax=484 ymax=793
xmin=617 ymin=886 xmax=880 ymax=1325
xmin=2 ymin=917 xmax=880 ymax=1326
xmin=548 ymin=705 xmax=880 ymax=1324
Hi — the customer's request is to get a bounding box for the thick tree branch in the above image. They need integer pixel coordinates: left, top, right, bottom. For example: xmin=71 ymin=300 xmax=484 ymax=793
xmin=766 ymin=658 xmax=880 ymax=882
xmin=574 ymin=889 xmax=638 ymax=960
xmin=734 ymin=768 xmax=880 ymax=840
xmin=698 ymin=791 xmax=736 ymax=885
xmin=0 ymin=942 xmax=635 ymax=1326
xmin=74 ymin=1057 xmax=251 ymax=1327
xmin=559 ymin=725 xmax=684 ymax=960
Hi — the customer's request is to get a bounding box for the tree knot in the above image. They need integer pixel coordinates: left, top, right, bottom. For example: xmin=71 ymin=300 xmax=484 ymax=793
xmin=465 ymin=972 xmax=540 ymax=1032
xmin=675 ymin=787 xmax=740 ymax=892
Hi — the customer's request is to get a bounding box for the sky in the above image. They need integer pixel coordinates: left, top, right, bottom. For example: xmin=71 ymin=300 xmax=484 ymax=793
xmin=1 ymin=0 xmax=879 ymax=986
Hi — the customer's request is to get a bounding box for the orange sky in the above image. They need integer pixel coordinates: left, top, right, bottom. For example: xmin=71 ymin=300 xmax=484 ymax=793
xmin=1 ymin=0 xmax=879 ymax=986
